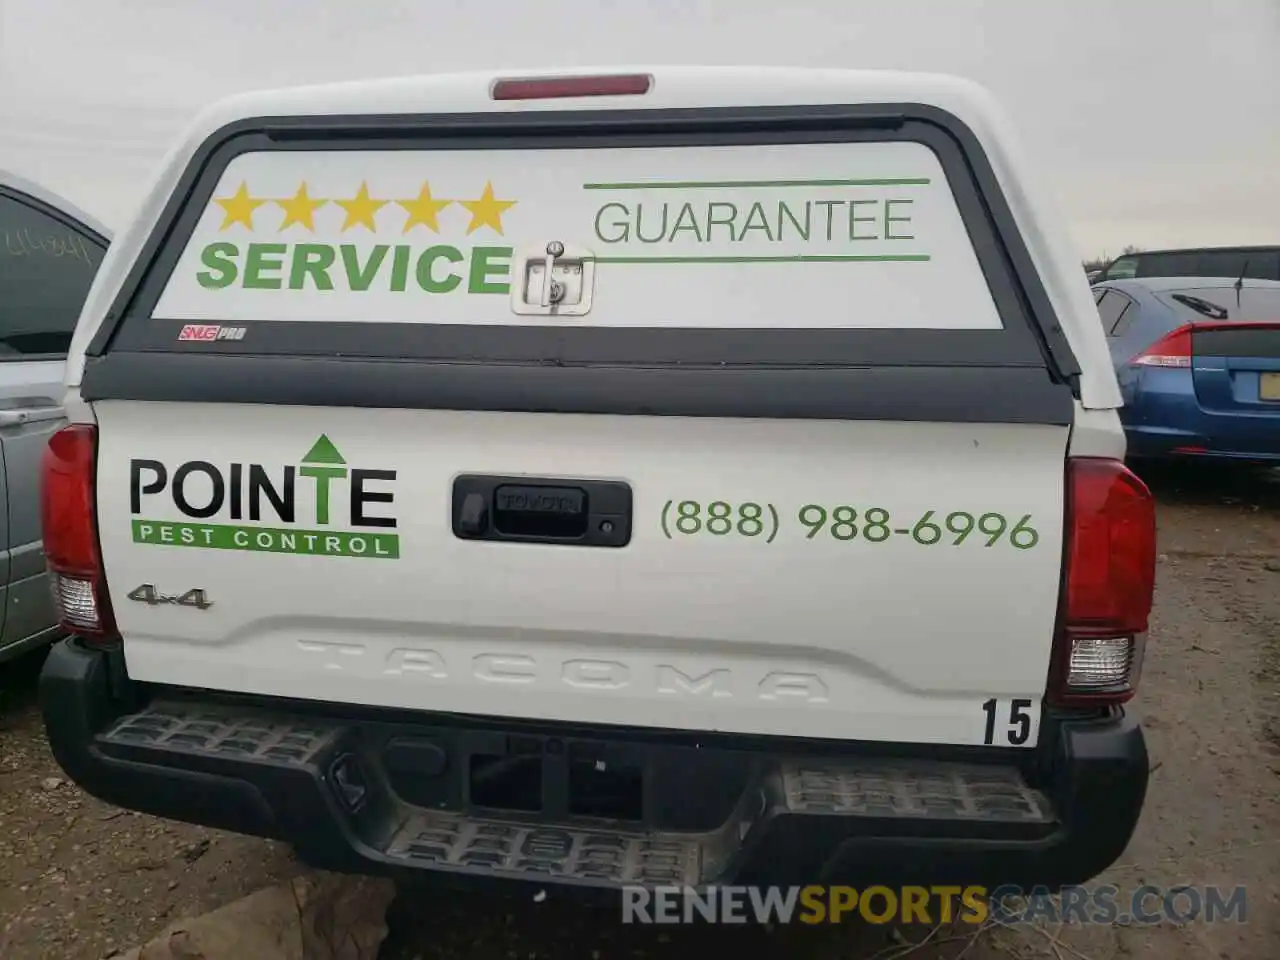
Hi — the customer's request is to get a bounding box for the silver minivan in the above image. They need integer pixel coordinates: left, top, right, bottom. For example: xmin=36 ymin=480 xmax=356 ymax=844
xmin=0 ymin=170 xmax=110 ymax=661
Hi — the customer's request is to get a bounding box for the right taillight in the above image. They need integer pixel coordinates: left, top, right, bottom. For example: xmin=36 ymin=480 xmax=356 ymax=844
xmin=1129 ymin=324 xmax=1192 ymax=367
xmin=1049 ymin=457 xmax=1156 ymax=706
xmin=41 ymin=423 xmax=117 ymax=642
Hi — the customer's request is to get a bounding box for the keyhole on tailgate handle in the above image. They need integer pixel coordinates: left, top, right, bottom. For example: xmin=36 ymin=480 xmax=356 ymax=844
xmin=541 ymin=241 xmax=566 ymax=307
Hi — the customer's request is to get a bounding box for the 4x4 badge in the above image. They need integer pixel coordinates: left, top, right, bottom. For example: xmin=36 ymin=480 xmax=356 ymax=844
xmin=126 ymin=584 xmax=213 ymax=610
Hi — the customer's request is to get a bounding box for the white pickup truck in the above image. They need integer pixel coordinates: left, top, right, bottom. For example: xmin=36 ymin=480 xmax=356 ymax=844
xmin=40 ymin=66 xmax=1155 ymax=894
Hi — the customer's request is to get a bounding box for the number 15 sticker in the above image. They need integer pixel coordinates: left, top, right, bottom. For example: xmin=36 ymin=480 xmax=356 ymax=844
xmin=981 ymin=698 xmax=1040 ymax=746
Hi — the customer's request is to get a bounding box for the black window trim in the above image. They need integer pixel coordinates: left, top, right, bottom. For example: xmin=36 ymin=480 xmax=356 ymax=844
xmin=0 ymin=185 xmax=109 ymax=363
xmin=80 ymin=102 xmax=1081 ymax=426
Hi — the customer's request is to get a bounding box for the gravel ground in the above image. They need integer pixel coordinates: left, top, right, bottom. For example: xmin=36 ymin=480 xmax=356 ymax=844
xmin=0 ymin=651 xmax=303 ymax=959
xmin=2 ymin=464 xmax=1278 ymax=959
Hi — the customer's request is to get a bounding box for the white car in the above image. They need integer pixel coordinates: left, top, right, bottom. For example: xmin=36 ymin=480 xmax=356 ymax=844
xmin=40 ymin=66 xmax=1155 ymax=894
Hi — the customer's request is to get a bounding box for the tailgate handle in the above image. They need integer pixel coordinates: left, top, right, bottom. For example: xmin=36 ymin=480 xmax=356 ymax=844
xmin=452 ymin=475 xmax=632 ymax=547
xmin=494 ymin=484 xmax=587 ymax=539
xmin=510 ymin=240 xmax=596 ymax=317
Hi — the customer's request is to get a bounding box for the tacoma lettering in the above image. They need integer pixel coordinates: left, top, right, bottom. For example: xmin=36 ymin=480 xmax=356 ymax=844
xmin=374 ymin=648 xmax=829 ymax=702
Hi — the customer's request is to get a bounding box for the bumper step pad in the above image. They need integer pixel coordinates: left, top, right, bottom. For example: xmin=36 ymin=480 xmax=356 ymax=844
xmin=387 ymin=814 xmax=704 ymax=885
xmin=782 ymin=762 xmax=1053 ymax=823
xmin=97 ymin=699 xmax=1056 ymax=887
xmin=103 ymin=704 xmax=340 ymax=766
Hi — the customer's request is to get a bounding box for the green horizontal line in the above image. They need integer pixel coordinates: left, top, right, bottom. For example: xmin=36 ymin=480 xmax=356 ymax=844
xmin=591 ymin=254 xmax=931 ymax=264
xmin=582 ymin=178 xmax=931 ymax=190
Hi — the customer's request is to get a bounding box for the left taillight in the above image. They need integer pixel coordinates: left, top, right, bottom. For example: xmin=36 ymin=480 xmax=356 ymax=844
xmin=41 ymin=423 xmax=117 ymax=641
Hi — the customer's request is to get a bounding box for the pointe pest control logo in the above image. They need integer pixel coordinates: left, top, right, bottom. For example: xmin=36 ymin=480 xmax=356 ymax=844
xmin=128 ymin=435 xmax=399 ymax=560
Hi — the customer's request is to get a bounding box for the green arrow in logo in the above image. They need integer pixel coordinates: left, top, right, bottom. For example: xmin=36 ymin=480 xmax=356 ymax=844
xmin=302 ymin=434 xmax=346 ymax=465
xmin=300 ymin=434 xmax=347 ymax=524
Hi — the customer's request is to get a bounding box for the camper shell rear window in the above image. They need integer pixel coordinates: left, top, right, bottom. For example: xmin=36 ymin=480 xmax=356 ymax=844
xmin=81 ymin=104 xmax=1079 ymax=425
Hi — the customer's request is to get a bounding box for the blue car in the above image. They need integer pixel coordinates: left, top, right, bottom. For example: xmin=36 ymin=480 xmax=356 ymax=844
xmin=1094 ymin=276 xmax=1280 ymax=464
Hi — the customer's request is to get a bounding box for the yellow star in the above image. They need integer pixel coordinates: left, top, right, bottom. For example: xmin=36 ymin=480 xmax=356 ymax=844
xmin=274 ymin=182 xmax=328 ymax=232
xmin=396 ymin=182 xmax=453 ymax=234
xmin=212 ymin=182 xmax=266 ymax=231
xmin=334 ymin=181 xmax=387 ymax=232
xmin=459 ymin=181 xmax=516 ymax=236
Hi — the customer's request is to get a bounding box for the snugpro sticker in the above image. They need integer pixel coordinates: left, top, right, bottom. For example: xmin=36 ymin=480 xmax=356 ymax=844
xmin=129 ymin=435 xmax=399 ymax=560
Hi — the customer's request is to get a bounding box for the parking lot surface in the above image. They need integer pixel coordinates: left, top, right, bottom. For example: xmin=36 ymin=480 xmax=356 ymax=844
xmin=3 ymin=464 xmax=1279 ymax=959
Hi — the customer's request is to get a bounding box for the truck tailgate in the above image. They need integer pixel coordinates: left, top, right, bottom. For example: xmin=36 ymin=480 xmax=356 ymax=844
xmin=96 ymin=401 xmax=1066 ymax=746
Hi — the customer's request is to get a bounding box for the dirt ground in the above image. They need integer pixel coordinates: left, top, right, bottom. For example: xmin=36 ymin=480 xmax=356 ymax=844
xmin=2 ymin=464 xmax=1278 ymax=959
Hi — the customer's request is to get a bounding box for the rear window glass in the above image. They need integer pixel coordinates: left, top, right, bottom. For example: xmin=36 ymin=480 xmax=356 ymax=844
xmin=1189 ymin=251 xmax=1246 ymax=278
xmin=149 ymin=141 xmax=1004 ymax=333
xmin=1127 ymin=250 xmax=1280 ymax=282
xmin=1095 ymin=290 xmax=1133 ymax=336
xmin=1158 ymin=287 xmax=1280 ymax=324
xmin=1135 ymin=253 xmax=1193 ymax=277
xmin=1104 ymin=257 xmax=1139 ymax=280
xmin=0 ymin=193 xmax=105 ymax=357
xmin=1234 ymin=254 xmax=1280 ymax=281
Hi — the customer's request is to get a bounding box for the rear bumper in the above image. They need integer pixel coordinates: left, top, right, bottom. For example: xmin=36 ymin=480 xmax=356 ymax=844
xmin=1124 ymin=423 xmax=1280 ymax=463
xmin=1121 ymin=372 xmax=1280 ymax=462
xmin=41 ymin=639 xmax=1148 ymax=894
